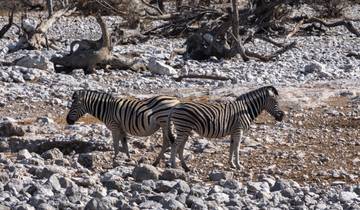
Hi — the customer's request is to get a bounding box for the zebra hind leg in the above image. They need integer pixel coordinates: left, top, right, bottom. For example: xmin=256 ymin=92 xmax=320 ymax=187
xmin=233 ymin=130 xmax=243 ymax=170
xmin=178 ymin=137 xmax=190 ymax=172
xmin=229 ymin=135 xmax=236 ymax=168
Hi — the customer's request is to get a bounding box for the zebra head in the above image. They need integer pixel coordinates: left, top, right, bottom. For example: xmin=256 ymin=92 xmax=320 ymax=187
xmin=264 ymin=86 xmax=284 ymax=122
xmin=66 ymin=90 xmax=87 ymax=125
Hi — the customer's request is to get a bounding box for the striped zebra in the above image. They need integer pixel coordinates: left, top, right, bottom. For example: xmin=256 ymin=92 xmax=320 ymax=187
xmin=166 ymin=86 xmax=284 ymax=171
xmin=66 ymin=90 xmax=179 ymax=165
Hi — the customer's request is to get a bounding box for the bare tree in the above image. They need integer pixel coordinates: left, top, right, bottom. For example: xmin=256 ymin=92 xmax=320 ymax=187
xmin=46 ymin=0 xmax=53 ymax=17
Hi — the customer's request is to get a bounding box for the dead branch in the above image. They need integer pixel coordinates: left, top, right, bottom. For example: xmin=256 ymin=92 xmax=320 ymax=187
xmin=245 ymin=41 xmax=297 ymax=62
xmin=140 ymin=0 xmax=163 ymax=15
xmin=51 ymin=14 xmax=111 ymax=74
xmin=173 ymin=74 xmax=231 ymax=82
xmin=0 ymin=7 xmax=15 ymax=39
xmin=303 ymin=17 xmax=360 ymax=37
xmin=286 ymin=19 xmax=304 ymax=39
xmin=346 ymin=52 xmax=360 ymax=59
xmin=231 ymin=0 xmax=249 ymax=61
xmin=8 ymin=6 xmax=75 ymax=53
xmin=51 ymin=15 xmax=141 ymax=74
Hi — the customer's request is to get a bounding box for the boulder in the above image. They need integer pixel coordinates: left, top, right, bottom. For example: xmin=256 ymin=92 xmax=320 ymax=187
xmin=148 ymin=57 xmax=177 ymax=76
xmin=132 ymin=164 xmax=159 ymax=182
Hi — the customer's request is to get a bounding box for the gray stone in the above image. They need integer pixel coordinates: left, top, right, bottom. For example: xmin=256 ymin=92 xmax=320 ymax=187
xmin=85 ymin=198 xmax=113 ymax=210
xmin=220 ymin=179 xmax=242 ymax=190
xmin=47 ymin=174 xmax=78 ymax=194
xmin=271 ymin=179 xmax=290 ymax=192
xmin=339 ymin=191 xmax=358 ymax=202
xmin=132 ymin=164 xmax=159 ymax=182
xmin=186 ymin=195 xmax=207 ymax=210
xmin=36 ymin=203 xmax=56 ymax=210
xmin=130 ymin=182 xmax=153 ymax=193
xmin=15 ymin=53 xmax=54 ymax=71
xmin=247 ymin=181 xmax=270 ymax=194
xmin=209 ymin=170 xmax=233 ymax=181
xmin=160 ymin=168 xmax=186 ymax=181
xmin=41 ymin=148 xmax=64 ymax=160
xmin=155 ymin=180 xmax=177 ymax=193
xmin=207 ymin=192 xmax=230 ymax=204
xmin=0 ymin=172 xmax=9 ymax=184
xmin=17 ymin=149 xmax=32 ymax=160
xmin=13 ymin=204 xmax=35 ymax=210
xmin=0 ymin=204 xmax=10 ymax=210
xmin=161 ymin=197 xmax=185 ymax=210
xmin=173 ymin=180 xmax=190 ymax=194
xmin=148 ymin=57 xmax=177 ymax=76
xmin=139 ymin=200 xmax=163 ymax=209
xmin=39 ymin=165 xmax=67 ymax=178
xmin=0 ymin=121 xmax=25 ymax=137
xmin=281 ymin=188 xmax=296 ymax=198
xmin=9 ymin=70 xmax=25 ymax=83
xmin=78 ymin=153 xmax=112 ymax=169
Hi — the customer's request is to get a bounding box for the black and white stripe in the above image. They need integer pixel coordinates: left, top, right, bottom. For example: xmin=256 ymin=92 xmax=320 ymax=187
xmin=66 ymin=90 xmax=179 ymax=165
xmin=167 ymin=86 xmax=284 ymax=171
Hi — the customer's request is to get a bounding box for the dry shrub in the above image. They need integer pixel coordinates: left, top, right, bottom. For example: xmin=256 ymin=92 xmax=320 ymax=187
xmin=307 ymin=0 xmax=348 ymax=18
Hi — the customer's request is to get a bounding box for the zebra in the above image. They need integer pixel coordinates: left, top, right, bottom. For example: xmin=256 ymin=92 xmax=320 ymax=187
xmin=66 ymin=90 xmax=180 ymax=165
xmin=166 ymin=86 xmax=284 ymax=172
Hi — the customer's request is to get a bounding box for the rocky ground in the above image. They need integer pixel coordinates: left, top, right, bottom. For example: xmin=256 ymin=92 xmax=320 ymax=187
xmin=0 ymin=5 xmax=360 ymax=210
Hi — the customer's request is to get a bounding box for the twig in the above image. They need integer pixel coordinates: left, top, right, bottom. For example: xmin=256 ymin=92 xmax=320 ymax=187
xmin=0 ymin=7 xmax=15 ymax=39
xmin=173 ymin=74 xmax=231 ymax=82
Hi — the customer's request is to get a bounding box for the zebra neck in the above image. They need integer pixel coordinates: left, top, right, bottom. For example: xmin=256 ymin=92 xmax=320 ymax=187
xmin=86 ymin=95 xmax=112 ymax=122
xmin=235 ymin=96 xmax=265 ymax=121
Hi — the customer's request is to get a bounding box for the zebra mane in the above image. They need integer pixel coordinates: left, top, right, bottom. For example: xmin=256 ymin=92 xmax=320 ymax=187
xmin=73 ymin=89 xmax=115 ymax=100
xmin=236 ymin=86 xmax=278 ymax=101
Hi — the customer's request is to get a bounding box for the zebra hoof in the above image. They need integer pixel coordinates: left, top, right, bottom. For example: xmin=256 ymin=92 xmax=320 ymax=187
xmin=235 ymin=164 xmax=244 ymax=171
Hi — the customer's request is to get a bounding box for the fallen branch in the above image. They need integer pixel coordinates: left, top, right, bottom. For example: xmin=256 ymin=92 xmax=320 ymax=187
xmin=51 ymin=14 xmax=111 ymax=74
xmin=286 ymin=19 xmax=304 ymax=39
xmin=303 ymin=17 xmax=360 ymax=37
xmin=173 ymin=74 xmax=231 ymax=82
xmin=140 ymin=0 xmax=163 ymax=15
xmin=346 ymin=52 xmax=360 ymax=59
xmin=245 ymin=41 xmax=297 ymax=62
xmin=0 ymin=7 xmax=15 ymax=39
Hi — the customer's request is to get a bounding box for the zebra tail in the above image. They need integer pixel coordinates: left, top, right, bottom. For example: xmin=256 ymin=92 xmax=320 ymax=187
xmin=166 ymin=109 xmax=176 ymax=144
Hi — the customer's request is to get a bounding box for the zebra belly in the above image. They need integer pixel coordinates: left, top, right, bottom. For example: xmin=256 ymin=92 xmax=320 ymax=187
xmin=193 ymin=128 xmax=231 ymax=139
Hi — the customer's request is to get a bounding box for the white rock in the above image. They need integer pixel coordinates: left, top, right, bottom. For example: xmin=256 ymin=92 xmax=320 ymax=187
xmin=147 ymin=57 xmax=177 ymax=76
xmin=15 ymin=53 xmax=54 ymax=71
xmin=339 ymin=191 xmax=358 ymax=202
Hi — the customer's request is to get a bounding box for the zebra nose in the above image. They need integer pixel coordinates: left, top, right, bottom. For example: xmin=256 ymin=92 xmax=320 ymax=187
xmin=275 ymin=111 xmax=284 ymax=121
xmin=66 ymin=116 xmax=75 ymax=125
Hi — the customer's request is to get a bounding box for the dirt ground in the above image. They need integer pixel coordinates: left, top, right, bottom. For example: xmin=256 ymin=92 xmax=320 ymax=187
xmin=1 ymin=83 xmax=360 ymax=186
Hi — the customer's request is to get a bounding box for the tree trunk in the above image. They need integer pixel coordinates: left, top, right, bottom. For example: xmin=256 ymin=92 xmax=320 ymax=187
xmin=231 ymin=0 xmax=249 ymax=61
xmin=176 ymin=0 xmax=182 ymax=11
xmin=46 ymin=0 xmax=53 ymax=17
xmin=158 ymin=0 xmax=165 ymax=12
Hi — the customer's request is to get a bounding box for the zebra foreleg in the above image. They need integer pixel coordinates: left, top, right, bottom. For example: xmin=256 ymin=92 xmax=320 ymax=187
xmin=120 ymin=135 xmax=130 ymax=159
xmin=152 ymin=129 xmax=170 ymax=166
xmin=112 ymin=130 xmax=121 ymax=166
xmin=229 ymin=135 xmax=236 ymax=168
